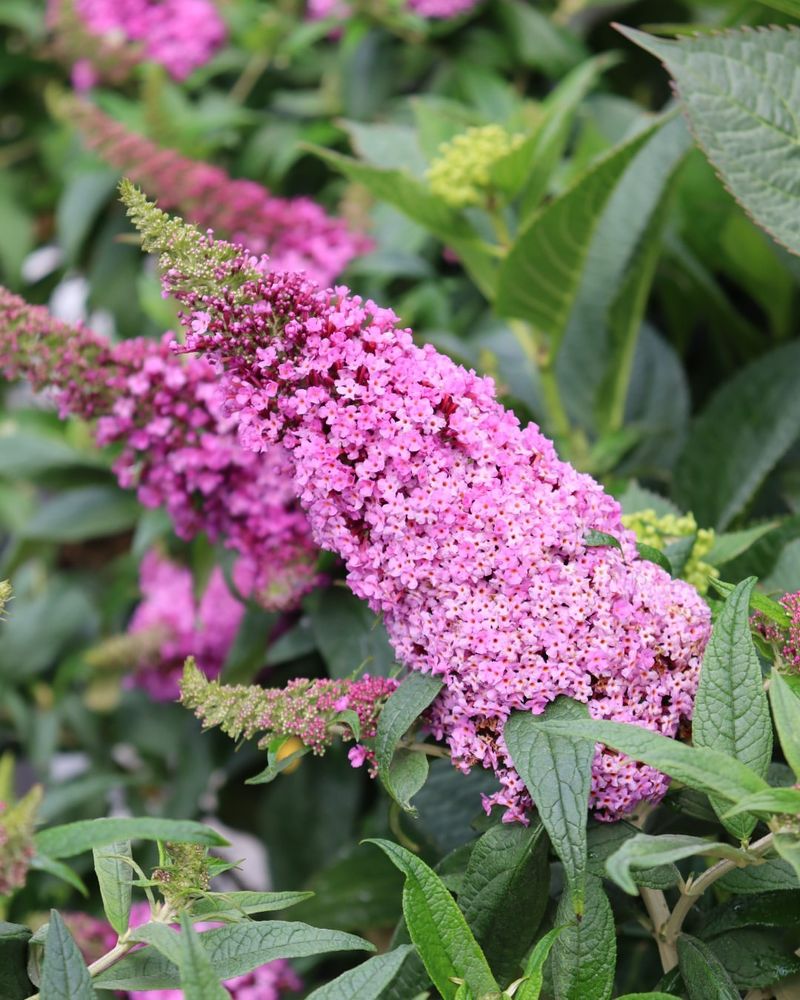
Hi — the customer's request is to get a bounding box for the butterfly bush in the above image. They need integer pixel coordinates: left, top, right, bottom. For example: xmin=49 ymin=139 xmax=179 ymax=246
xmin=427 ymin=124 xmax=525 ymax=208
xmin=47 ymin=0 xmax=226 ymax=89
xmin=64 ymin=97 xmax=371 ymax=288
xmin=0 ymin=786 xmax=40 ymax=896
xmin=128 ymin=192 xmax=712 ymax=823
xmin=756 ymin=589 xmax=800 ymax=671
xmin=0 ymin=289 xmax=320 ymax=611
xmin=127 ymin=551 xmax=244 ymax=700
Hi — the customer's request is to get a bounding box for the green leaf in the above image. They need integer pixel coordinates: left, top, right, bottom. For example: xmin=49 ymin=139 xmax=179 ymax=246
xmin=701 ymin=891 xmax=800 ymax=937
xmin=551 ymin=877 xmax=616 ymax=1000
xmin=693 ymin=578 xmax=772 ymax=839
xmin=495 ymin=0 xmax=587 ymax=76
xmin=503 ymin=700 xmax=593 ymax=914
xmin=707 ymin=523 xmax=781 ymax=566
xmin=769 ymin=671 xmax=800 ymax=780
xmin=604 ymin=834 xmax=755 ymax=895
xmin=220 ymin=607 xmax=277 ymax=685
xmin=618 ymin=26 xmax=800 ymax=255
xmin=190 ymin=890 xmax=314 ymax=919
xmin=93 ymin=840 xmax=133 ymax=936
xmin=304 ymin=945 xmax=414 ymax=1000
xmin=723 ymin=787 xmax=800 ymax=818
xmin=674 ymin=341 xmax=800 ymax=529
xmin=495 ymin=117 xmax=667 ymax=347
xmin=586 ymin=822 xmax=679 ymax=891
xmin=583 ymin=530 xmax=622 ymax=551
xmin=706 ymin=927 xmax=800 ymax=989
xmin=307 ymin=588 xmax=397 ymax=679
xmin=515 ymin=55 xmax=615 ymax=218
xmin=22 ymin=486 xmax=140 ymax=543
xmin=130 ymin=922 xmax=182 ymax=965
xmin=615 ymin=995 xmax=682 ymax=999
xmin=365 ymin=839 xmax=498 ymax=1000
xmin=717 ymin=856 xmax=799 ymax=894
xmin=29 ymin=854 xmax=89 ymax=896
xmin=458 ymin=821 xmax=549 ymax=984
xmin=40 ymin=911 xmax=96 ymax=1000
xmin=96 ymin=922 xmax=374 ymax=989
xmin=514 ymin=926 xmax=566 ymax=1000
xmin=677 ymin=934 xmax=739 ymax=1000
xmin=0 ymin=923 xmax=34 ymax=1000
xmin=376 ymin=671 xmax=443 ymax=812
xmin=386 ymin=750 xmax=429 ymax=814
xmin=636 ymin=543 xmax=672 ymax=574
xmin=36 ymin=817 xmax=228 ymax=859
xmin=526 ymin=712 xmax=769 ymax=804
xmin=708 ymin=578 xmax=791 ymax=630
xmin=178 ymin=914 xmax=227 ymax=1000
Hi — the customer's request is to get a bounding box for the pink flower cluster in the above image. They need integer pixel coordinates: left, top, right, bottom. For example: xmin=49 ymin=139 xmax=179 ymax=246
xmin=128 ymin=551 xmax=244 ymax=700
xmin=66 ymin=97 xmax=370 ymax=288
xmin=0 ymin=288 xmax=320 ymax=612
xmin=150 ymin=218 xmax=711 ymax=823
xmin=47 ymin=0 xmax=225 ymax=88
xmin=756 ymin=589 xmax=800 ymax=671
xmin=181 ymin=660 xmax=397 ymax=772
xmin=308 ymin=0 xmax=480 ymax=20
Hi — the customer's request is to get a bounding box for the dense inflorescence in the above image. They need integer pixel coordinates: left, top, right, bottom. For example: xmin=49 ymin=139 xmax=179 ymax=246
xmin=0 ymin=786 xmax=41 ymax=896
xmin=308 ymin=0 xmax=481 ymax=20
xmin=180 ymin=660 xmax=397 ymax=772
xmin=129 ymin=191 xmax=712 ymax=823
xmin=127 ymin=551 xmax=244 ymax=700
xmin=63 ymin=97 xmax=371 ymax=288
xmin=755 ymin=589 xmax=800 ymax=671
xmin=47 ymin=0 xmax=226 ymax=88
xmin=622 ymin=509 xmax=718 ymax=596
xmin=0 ymin=288 xmax=320 ymax=611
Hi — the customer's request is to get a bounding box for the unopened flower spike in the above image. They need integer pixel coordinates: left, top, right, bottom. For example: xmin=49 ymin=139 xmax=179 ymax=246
xmin=180 ymin=659 xmax=396 ymax=773
xmin=622 ymin=509 xmax=718 ymax=595
xmin=133 ymin=193 xmax=711 ymax=823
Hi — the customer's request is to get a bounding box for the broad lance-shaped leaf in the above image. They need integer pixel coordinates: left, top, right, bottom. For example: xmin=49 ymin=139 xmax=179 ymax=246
xmin=677 ymin=934 xmax=739 ymax=1000
xmin=769 ymin=670 xmax=800 ymax=780
xmin=36 ymin=817 xmax=228 ymax=859
xmin=40 ymin=911 xmax=96 ymax=1000
xmin=458 ymin=821 xmax=549 ymax=984
xmin=304 ymin=945 xmax=413 ymax=1000
xmin=618 ymin=25 xmax=800 ymax=256
xmin=495 ymin=115 xmax=669 ymax=349
xmin=178 ymin=914 xmax=227 ymax=1000
xmin=551 ymin=877 xmax=616 ymax=1000
xmin=692 ymin=578 xmax=772 ymax=840
xmin=674 ymin=340 xmax=800 ymax=530
xmin=515 ymin=926 xmax=566 ymax=1000
xmin=555 ymin=114 xmax=691 ymax=431
xmin=376 ymin=671 xmax=443 ymax=813
xmin=701 ymin=890 xmax=800 ymax=937
xmin=604 ymin=833 xmax=756 ymax=896
xmin=95 ymin=922 xmax=374 ymax=989
xmin=527 ymin=708 xmax=770 ymax=805
xmin=365 ymin=839 xmax=498 ymax=1000
xmin=504 ymin=699 xmax=593 ymax=914
xmin=0 ymin=923 xmax=33 ymax=1000
xmin=190 ymin=890 xmax=314 ymax=919
xmin=723 ymin=786 xmax=800 ymax=818
xmin=772 ymin=833 xmax=800 ymax=883
xmin=587 ymin=822 xmax=679 ymax=891
xmin=93 ymin=840 xmax=132 ymax=936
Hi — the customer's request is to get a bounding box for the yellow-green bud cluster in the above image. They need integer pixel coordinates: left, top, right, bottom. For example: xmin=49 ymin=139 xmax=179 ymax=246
xmin=426 ymin=125 xmax=524 ymax=208
xmin=0 ymin=581 xmax=11 ymax=619
xmin=622 ymin=509 xmax=717 ymax=595
xmin=152 ymin=842 xmax=212 ymax=907
xmin=0 ymin=784 xmax=41 ymax=896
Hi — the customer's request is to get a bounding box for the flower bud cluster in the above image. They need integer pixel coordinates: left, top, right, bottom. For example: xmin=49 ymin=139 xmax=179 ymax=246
xmin=426 ymin=124 xmax=524 ymax=207
xmin=0 ymin=288 xmax=320 ymax=612
xmin=127 ymin=192 xmax=712 ymax=823
xmin=0 ymin=786 xmax=41 ymax=896
xmin=65 ymin=97 xmax=371 ymax=288
xmin=47 ymin=0 xmax=226 ymax=89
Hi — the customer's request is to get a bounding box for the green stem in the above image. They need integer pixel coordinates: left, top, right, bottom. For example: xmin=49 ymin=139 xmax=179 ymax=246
xmin=508 ymin=320 xmax=575 ymax=457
